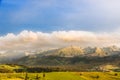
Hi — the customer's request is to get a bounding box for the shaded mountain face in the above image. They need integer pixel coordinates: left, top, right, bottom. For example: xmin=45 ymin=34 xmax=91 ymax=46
xmin=15 ymin=52 xmax=120 ymax=72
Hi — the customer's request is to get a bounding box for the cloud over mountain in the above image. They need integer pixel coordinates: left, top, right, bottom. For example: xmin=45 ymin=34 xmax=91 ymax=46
xmin=0 ymin=30 xmax=120 ymax=51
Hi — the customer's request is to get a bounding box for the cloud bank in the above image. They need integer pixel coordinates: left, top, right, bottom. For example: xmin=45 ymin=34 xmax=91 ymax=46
xmin=0 ymin=30 xmax=120 ymax=51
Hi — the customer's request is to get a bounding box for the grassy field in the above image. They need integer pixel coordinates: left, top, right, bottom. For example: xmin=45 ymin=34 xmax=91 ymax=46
xmin=0 ymin=72 xmax=120 ymax=80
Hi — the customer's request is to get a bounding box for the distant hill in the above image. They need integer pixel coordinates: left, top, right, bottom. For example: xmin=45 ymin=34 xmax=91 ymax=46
xmin=0 ymin=64 xmax=26 ymax=73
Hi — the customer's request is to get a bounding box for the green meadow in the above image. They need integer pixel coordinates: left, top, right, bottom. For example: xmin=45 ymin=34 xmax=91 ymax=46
xmin=0 ymin=72 xmax=120 ymax=80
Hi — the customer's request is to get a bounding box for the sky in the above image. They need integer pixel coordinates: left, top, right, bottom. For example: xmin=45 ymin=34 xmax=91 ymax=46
xmin=0 ymin=0 xmax=120 ymax=34
xmin=0 ymin=0 xmax=120 ymax=52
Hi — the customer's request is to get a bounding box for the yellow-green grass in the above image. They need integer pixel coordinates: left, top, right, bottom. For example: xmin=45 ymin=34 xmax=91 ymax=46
xmin=0 ymin=72 xmax=84 ymax=80
xmin=0 ymin=72 xmax=120 ymax=80
xmin=0 ymin=64 xmax=25 ymax=73
xmin=77 ymin=72 xmax=120 ymax=80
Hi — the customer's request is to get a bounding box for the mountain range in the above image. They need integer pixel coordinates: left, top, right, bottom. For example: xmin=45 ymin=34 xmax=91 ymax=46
xmin=0 ymin=45 xmax=120 ymax=71
xmin=26 ymin=45 xmax=120 ymax=57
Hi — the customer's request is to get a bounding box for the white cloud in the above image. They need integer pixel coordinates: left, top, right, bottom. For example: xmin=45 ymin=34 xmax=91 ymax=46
xmin=0 ymin=30 xmax=120 ymax=51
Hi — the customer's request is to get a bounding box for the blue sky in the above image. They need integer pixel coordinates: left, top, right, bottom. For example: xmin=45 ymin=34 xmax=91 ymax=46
xmin=0 ymin=0 xmax=120 ymax=35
